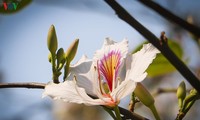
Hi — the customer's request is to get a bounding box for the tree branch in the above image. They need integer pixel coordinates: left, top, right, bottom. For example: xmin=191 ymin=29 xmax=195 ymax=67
xmin=0 ymin=82 xmax=148 ymax=120
xmin=138 ymin=0 xmax=200 ymax=39
xmin=118 ymin=107 xmax=149 ymax=120
xmin=152 ymin=88 xmax=190 ymax=97
xmin=0 ymin=82 xmax=45 ymax=89
xmin=104 ymin=0 xmax=200 ymax=93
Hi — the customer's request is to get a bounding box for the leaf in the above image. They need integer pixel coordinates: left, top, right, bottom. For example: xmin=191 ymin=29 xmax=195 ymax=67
xmin=132 ymin=40 xmax=183 ymax=77
xmin=0 ymin=0 xmax=32 ymax=14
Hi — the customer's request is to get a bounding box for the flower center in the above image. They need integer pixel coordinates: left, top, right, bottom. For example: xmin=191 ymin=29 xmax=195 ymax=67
xmin=98 ymin=50 xmax=122 ymax=91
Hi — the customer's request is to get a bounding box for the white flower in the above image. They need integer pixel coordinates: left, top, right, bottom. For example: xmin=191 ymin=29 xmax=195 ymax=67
xmin=43 ymin=38 xmax=160 ymax=107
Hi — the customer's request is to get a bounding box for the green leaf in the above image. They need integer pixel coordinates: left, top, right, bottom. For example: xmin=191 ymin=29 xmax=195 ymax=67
xmin=132 ymin=40 xmax=183 ymax=77
xmin=0 ymin=0 xmax=32 ymax=14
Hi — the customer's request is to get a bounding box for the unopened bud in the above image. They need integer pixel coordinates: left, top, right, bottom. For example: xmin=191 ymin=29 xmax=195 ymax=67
xmin=181 ymin=89 xmax=199 ymax=112
xmin=190 ymin=89 xmax=198 ymax=95
xmin=47 ymin=25 xmax=58 ymax=54
xmin=65 ymin=39 xmax=79 ymax=63
xmin=188 ymin=89 xmax=199 ymax=100
xmin=57 ymin=48 xmax=65 ymax=66
xmin=183 ymin=93 xmax=196 ymax=108
xmin=134 ymin=83 xmax=154 ymax=107
xmin=176 ymin=81 xmax=186 ymax=108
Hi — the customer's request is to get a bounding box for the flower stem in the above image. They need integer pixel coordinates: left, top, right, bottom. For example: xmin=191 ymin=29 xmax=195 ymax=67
xmin=114 ymin=106 xmax=122 ymax=120
xmin=103 ymin=106 xmax=117 ymax=120
xmin=149 ymin=104 xmax=161 ymax=120
xmin=63 ymin=59 xmax=70 ymax=81
xmin=51 ymin=53 xmax=59 ymax=83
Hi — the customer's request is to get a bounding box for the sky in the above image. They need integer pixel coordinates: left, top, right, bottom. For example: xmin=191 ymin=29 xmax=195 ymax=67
xmin=0 ymin=0 xmax=199 ymax=120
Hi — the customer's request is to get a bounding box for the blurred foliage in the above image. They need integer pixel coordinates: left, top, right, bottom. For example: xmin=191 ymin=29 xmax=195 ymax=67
xmin=132 ymin=40 xmax=183 ymax=77
xmin=0 ymin=0 xmax=32 ymax=14
xmin=54 ymin=103 xmax=103 ymax=120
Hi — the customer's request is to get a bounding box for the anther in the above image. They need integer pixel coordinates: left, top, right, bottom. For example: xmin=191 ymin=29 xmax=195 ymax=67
xmin=94 ymin=66 xmax=97 ymax=71
xmin=73 ymin=75 xmax=77 ymax=83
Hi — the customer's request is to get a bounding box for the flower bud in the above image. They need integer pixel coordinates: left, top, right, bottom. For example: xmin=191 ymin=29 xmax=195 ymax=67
xmin=65 ymin=39 xmax=79 ymax=63
xmin=177 ymin=81 xmax=186 ymax=100
xmin=57 ymin=48 xmax=65 ymax=66
xmin=181 ymin=89 xmax=199 ymax=112
xmin=177 ymin=81 xmax=186 ymax=108
xmin=185 ymin=89 xmax=199 ymax=102
xmin=134 ymin=83 xmax=154 ymax=107
xmin=47 ymin=25 xmax=58 ymax=54
xmin=190 ymin=89 xmax=198 ymax=95
xmin=184 ymin=93 xmax=196 ymax=105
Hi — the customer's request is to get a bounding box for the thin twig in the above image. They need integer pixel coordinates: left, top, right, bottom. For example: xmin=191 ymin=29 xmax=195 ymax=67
xmin=138 ymin=0 xmax=200 ymax=39
xmin=0 ymin=82 xmax=46 ymax=89
xmin=0 ymin=82 xmax=148 ymax=120
xmin=104 ymin=0 xmax=200 ymax=93
xmin=152 ymin=88 xmax=190 ymax=97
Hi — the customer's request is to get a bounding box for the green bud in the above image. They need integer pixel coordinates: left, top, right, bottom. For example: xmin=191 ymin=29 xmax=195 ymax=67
xmin=134 ymin=83 xmax=154 ymax=107
xmin=190 ymin=89 xmax=198 ymax=95
xmin=47 ymin=25 xmax=58 ymax=54
xmin=65 ymin=39 xmax=79 ymax=63
xmin=176 ymin=81 xmax=186 ymax=108
xmin=184 ymin=94 xmax=196 ymax=105
xmin=48 ymin=53 xmax=52 ymax=63
xmin=57 ymin=48 xmax=65 ymax=66
xmin=181 ymin=89 xmax=199 ymax=113
xmin=177 ymin=81 xmax=186 ymax=100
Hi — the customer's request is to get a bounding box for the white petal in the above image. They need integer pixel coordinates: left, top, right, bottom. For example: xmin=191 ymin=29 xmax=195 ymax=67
xmin=70 ymin=55 xmax=92 ymax=74
xmin=69 ymin=55 xmax=96 ymax=96
xmin=111 ymin=80 xmax=136 ymax=101
xmin=93 ymin=38 xmax=129 ymax=63
xmin=69 ymin=55 xmax=107 ymax=99
xmin=125 ymin=43 xmax=160 ymax=82
xmin=80 ymin=64 xmax=104 ymax=98
xmin=43 ymin=81 xmax=108 ymax=106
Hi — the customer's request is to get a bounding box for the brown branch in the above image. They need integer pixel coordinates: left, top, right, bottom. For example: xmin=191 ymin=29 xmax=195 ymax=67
xmin=119 ymin=107 xmax=149 ymax=120
xmin=0 ymin=82 xmax=46 ymax=89
xmin=104 ymin=0 xmax=200 ymax=93
xmin=138 ymin=0 xmax=200 ymax=39
xmin=0 ymin=82 xmax=148 ymax=120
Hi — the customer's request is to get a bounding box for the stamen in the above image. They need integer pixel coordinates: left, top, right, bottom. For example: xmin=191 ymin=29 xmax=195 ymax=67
xmin=73 ymin=75 xmax=77 ymax=83
xmin=112 ymin=66 xmax=116 ymax=92
xmin=98 ymin=50 xmax=122 ymax=91
xmin=117 ymin=77 xmax=121 ymax=87
xmin=97 ymin=61 xmax=105 ymax=95
xmin=94 ymin=66 xmax=97 ymax=71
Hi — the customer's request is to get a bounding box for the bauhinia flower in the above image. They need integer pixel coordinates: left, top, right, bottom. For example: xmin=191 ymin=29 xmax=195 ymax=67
xmin=43 ymin=38 xmax=160 ymax=107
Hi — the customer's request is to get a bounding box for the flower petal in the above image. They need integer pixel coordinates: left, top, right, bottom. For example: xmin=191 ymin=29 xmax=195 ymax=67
xmin=43 ymin=81 xmax=108 ymax=106
xmin=70 ymin=55 xmax=92 ymax=74
xmin=125 ymin=43 xmax=160 ymax=82
xmin=111 ymin=80 xmax=136 ymax=101
xmin=69 ymin=55 xmax=109 ymax=99
xmin=69 ymin=55 xmax=97 ymax=96
xmin=94 ymin=38 xmax=129 ymax=63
